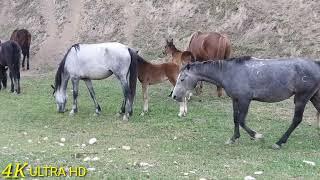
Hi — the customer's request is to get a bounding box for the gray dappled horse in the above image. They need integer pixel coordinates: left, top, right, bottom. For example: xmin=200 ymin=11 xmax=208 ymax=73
xmin=172 ymin=56 xmax=320 ymax=149
xmin=0 ymin=40 xmax=21 ymax=94
xmin=52 ymin=42 xmax=138 ymax=121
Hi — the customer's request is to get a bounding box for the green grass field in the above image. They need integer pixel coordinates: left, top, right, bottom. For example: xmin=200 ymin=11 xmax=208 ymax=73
xmin=0 ymin=74 xmax=319 ymax=179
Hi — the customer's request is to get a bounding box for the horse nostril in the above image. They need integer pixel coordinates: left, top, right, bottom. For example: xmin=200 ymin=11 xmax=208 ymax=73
xmin=173 ymin=95 xmax=176 ymax=99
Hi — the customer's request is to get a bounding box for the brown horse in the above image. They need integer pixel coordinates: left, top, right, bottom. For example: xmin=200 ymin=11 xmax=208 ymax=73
xmin=187 ymin=31 xmax=231 ymax=96
xmin=10 ymin=29 xmax=31 ymax=70
xmin=136 ymin=53 xmax=187 ymax=117
xmin=163 ymin=38 xmax=194 ymax=68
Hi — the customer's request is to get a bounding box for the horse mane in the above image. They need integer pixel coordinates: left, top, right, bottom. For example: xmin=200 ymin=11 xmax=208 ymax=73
xmin=136 ymin=54 xmax=150 ymax=65
xmin=54 ymin=44 xmax=80 ymax=91
xmin=225 ymin=56 xmax=252 ymax=63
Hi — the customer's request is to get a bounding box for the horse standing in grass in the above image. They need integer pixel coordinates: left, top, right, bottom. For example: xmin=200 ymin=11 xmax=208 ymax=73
xmin=0 ymin=40 xmax=21 ymax=94
xmin=172 ymin=57 xmax=320 ymax=149
xmin=52 ymin=42 xmax=138 ymax=121
xmin=10 ymin=29 xmax=31 ymax=70
xmin=136 ymin=54 xmax=187 ymax=117
xmin=187 ymin=31 xmax=231 ymax=96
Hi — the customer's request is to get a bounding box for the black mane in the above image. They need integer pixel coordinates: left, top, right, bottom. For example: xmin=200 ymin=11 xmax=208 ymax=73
xmin=54 ymin=44 xmax=80 ymax=91
xmin=225 ymin=56 xmax=252 ymax=62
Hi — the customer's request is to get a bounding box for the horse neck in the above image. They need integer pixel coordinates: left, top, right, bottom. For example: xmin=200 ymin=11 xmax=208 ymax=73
xmin=169 ymin=46 xmax=181 ymax=57
xmin=192 ymin=63 xmax=224 ymax=86
xmin=57 ymin=71 xmax=70 ymax=94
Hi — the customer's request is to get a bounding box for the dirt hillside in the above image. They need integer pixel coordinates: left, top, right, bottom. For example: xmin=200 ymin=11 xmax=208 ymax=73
xmin=0 ymin=0 xmax=320 ymax=71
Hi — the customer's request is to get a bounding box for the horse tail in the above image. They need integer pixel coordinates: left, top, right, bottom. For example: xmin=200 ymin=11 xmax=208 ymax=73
xmin=128 ymin=48 xmax=138 ymax=102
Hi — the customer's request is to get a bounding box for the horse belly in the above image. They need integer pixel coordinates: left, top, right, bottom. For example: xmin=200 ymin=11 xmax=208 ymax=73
xmin=252 ymin=86 xmax=294 ymax=102
xmin=82 ymin=69 xmax=113 ymax=80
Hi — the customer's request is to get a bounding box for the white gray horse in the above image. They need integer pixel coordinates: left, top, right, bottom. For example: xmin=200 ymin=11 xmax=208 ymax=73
xmin=172 ymin=57 xmax=320 ymax=149
xmin=52 ymin=42 xmax=138 ymax=121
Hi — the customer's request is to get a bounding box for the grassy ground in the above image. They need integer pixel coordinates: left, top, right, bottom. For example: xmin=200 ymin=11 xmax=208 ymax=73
xmin=0 ymin=74 xmax=319 ymax=179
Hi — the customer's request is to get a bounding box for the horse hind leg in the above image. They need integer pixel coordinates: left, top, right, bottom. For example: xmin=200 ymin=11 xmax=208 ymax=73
xmin=273 ymin=94 xmax=308 ymax=149
xmin=84 ymin=79 xmax=101 ymax=115
xmin=22 ymin=53 xmax=26 ymax=70
xmin=9 ymin=71 xmax=14 ymax=93
xmin=118 ymin=76 xmax=131 ymax=121
xmin=310 ymin=90 xmax=320 ymax=131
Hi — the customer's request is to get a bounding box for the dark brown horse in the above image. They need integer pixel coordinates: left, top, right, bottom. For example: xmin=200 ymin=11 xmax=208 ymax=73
xmin=10 ymin=29 xmax=31 ymax=70
xmin=136 ymin=53 xmax=187 ymax=117
xmin=187 ymin=31 xmax=231 ymax=96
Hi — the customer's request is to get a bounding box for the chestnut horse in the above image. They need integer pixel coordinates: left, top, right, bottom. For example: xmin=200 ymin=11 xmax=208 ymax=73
xmin=163 ymin=38 xmax=195 ymax=69
xmin=136 ymin=53 xmax=187 ymax=117
xmin=10 ymin=29 xmax=31 ymax=70
xmin=187 ymin=31 xmax=231 ymax=96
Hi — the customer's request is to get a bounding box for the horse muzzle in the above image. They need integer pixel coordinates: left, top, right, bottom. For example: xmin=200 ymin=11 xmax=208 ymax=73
xmin=172 ymin=94 xmax=183 ymax=102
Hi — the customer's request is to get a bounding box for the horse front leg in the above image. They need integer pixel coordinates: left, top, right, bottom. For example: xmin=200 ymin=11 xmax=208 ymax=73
xmin=140 ymin=83 xmax=149 ymax=116
xmin=178 ymin=97 xmax=187 ymax=117
xmin=273 ymin=95 xmax=308 ymax=149
xmin=2 ymin=71 xmax=7 ymax=89
xmin=26 ymin=49 xmax=30 ymax=70
xmin=69 ymin=78 xmax=79 ymax=115
xmin=84 ymin=79 xmax=101 ymax=115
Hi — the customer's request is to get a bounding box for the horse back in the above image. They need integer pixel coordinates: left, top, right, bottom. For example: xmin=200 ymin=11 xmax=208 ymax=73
xmin=0 ymin=40 xmax=21 ymax=68
xmin=188 ymin=32 xmax=231 ymax=60
xmin=10 ymin=29 xmax=31 ymax=51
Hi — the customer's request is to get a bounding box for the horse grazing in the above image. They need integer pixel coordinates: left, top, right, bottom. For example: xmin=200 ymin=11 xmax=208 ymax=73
xmin=0 ymin=40 xmax=21 ymax=94
xmin=163 ymin=38 xmax=195 ymax=68
xmin=172 ymin=57 xmax=320 ymax=149
xmin=52 ymin=42 xmax=138 ymax=121
xmin=10 ymin=29 xmax=31 ymax=70
xmin=137 ymin=55 xmax=187 ymax=117
xmin=187 ymin=31 xmax=231 ymax=96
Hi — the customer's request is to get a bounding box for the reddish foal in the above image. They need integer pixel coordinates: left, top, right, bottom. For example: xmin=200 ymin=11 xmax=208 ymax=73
xmin=187 ymin=31 xmax=231 ymax=96
xmin=163 ymin=39 xmax=195 ymax=69
xmin=137 ymin=54 xmax=187 ymax=117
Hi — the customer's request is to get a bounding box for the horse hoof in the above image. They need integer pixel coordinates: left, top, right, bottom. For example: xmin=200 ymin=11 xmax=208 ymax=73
xmin=272 ymin=144 xmax=281 ymax=150
xmin=251 ymin=133 xmax=264 ymax=141
xmin=122 ymin=115 xmax=129 ymax=121
xmin=140 ymin=112 xmax=145 ymax=116
xmin=225 ymin=138 xmax=239 ymax=145
xmin=178 ymin=113 xmax=183 ymax=118
xmin=69 ymin=110 xmax=76 ymax=116
xmin=95 ymin=109 xmax=101 ymax=115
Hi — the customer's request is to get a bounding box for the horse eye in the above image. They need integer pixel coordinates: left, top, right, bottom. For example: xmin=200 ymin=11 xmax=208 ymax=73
xmin=181 ymin=79 xmax=185 ymax=82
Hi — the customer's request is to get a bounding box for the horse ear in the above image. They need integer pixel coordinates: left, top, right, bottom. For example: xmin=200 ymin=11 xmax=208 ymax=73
xmin=169 ymin=38 xmax=173 ymax=43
